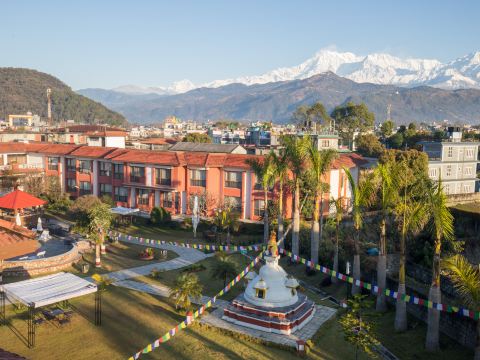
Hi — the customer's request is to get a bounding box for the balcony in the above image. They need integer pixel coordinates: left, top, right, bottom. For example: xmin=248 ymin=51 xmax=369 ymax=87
xmin=156 ymin=178 xmax=172 ymax=186
xmin=113 ymin=173 xmax=124 ymax=180
xmin=79 ymin=189 xmax=92 ymax=196
xmin=190 ymin=179 xmax=206 ymax=187
xmin=79 ymin=168 xmax=91 ymax=174
xmin=225 ymin=180 xmax=242 ymax=189
xmin=130 ymin=176 xmax=145 ymax=184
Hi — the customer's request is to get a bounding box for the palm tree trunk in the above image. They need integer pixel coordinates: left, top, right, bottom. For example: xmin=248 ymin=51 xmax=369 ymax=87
xmin=292 ymin=181 xmax=300 ymax=257
xmin=263 ymin=189 xmax=269 ymax=244
xmin=475 ymin=319 xmax=480 ymax=360
xmin=277 ymin=184 xmax=284 ymax=245
xmin=376 ymin=217 xmax=387 ymax=312
xmin=311 ymin=189 xmax=320 ymax=265
xmin=426 ymin=237 xmax=442 ymax=351
xmin=395 ymin=232 xmax=408 ymax=331
xmin=100 ymin=230 xmax=106 ymax=255
xmin=352 ymin=227 xmax=361 ymax=295
xmin=95 ymin=243 xmax=101 ymax=267
xmin=332 ymin=222 xmax=339 ymax=284
xmin=319 ymin=190 xmax=325 ymax=246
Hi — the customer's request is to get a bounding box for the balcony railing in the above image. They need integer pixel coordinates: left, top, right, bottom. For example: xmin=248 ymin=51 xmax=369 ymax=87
xmin=79 ymin=168 xmax=91 ymax=174
xmin=130 ymin=176 xmax=145 ymax=183
xmin=113 ymin=173 xmax=124 ymax=180
xmin=225 ymin=180 xmax=242 ymax=189
xmin=79 ymin=189 xmax=92 ymax=196
xmin=156 ymin=178 xmax=172 ymax=186
xmin=115 ymin=195 xmax=128 ymax=202
xmin=0 ymin=163 xmax=44 ymax=171
xmin=190 ymin=179 xmax=206 ymax=187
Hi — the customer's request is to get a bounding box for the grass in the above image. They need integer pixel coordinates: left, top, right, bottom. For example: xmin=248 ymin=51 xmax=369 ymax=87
xmin=78 ymin=242 xmax=178 ymax=275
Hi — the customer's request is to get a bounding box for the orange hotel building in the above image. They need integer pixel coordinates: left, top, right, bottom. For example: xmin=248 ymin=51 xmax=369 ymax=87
xmin=0 ymin=143 xmax=366 ymax=220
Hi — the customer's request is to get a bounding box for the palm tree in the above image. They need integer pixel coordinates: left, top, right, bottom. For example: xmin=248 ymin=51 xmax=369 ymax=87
xmin=305 ymin=138 xmax=338 ymax=265
xmin=345 ymin=167 xmax=374 ymax=295
xmin=442 ymin=255 xmax=480 ymax=360
xmin=282 ymin=135 xmax=309 ymax=256
xmin=247 ymin=154 xmax=275 ymax=244
xmin=394 ymin=193 xmax=427 ymax=331
xmin=373 ymin=163 xmax=398 ymax=312
xmin=211 ymin=254 xmax=238 ymax=287
xmin=169 ymin=273 xmax=203 ymax=310
xmin=213 ymin=206 xmax=240 ymax=246
xmin=424 ymin=180 xmax=455 ymax=351
xmin=88 ymin=202 xmax=113 ymax=268
xmin=270 ymin=150 xmax=289 ymax=243
xmin=330 ymin=197 xmax=345 ymax=284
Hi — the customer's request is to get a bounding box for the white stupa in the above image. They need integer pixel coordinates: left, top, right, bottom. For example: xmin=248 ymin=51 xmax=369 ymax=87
xmin=223 ymin=232 xmax=315 ymax=335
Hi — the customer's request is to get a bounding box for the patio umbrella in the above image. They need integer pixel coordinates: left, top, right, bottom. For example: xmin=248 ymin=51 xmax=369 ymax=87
xmin=192 ymin=196 xmax=200 ymax=238
xmin=15 ymin=212 xmax=21 ymax=226
xmin=37 ymin=217 xmax=43 ymax=232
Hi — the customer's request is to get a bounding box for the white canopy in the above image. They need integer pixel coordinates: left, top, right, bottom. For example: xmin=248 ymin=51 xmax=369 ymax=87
xmin=1 ymin=272 xmax=97 ymax=308
xmin=110 ymin=206 xmax=140 ymax=216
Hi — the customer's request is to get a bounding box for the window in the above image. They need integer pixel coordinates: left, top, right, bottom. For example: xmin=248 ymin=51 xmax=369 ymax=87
xmin=48 ymin=157 xmax=59 ymax=171
xmin=137 ymin=189 xmax=150 ymax=205
xmin=114 ymin=187 xmax=128 ymax=202
xmin=130 ymin=166 xmax=145 ymax=183
xmin=99 ymin=162 xmax=112 ymax=176
xmin=7 ymin=154 xmax=27 ymax=165
xmin=445 ymin=165 xmax=452 ymax=177
xmin=429 ymin=168 xmax=437 ymax=178
xmin=463 ymin=184 xmax=472 ymax=193
xmin=190 ymin=169 xmax=206 ymax=187
xmin=79 ymin=181 xmax=91 ymax=195
xmin=225 ymin=171 xmax=242 ymax=189
xmin=100 ymin=183 xmax=112 ymax=196
xmin=67 ymin=178 xmax=76 ymax=192
xmin=257 ymin=289 xmax=265 ymax=299
xmin=254 ymin=199 xmax=265 ymax=217
xmin=79 ymin=160 xmax=91 ymax=174
xmin=447 ymin=146 xmax=453 ymax=158
xmin=162 ymin=192 xmax=173 ymax=208
xmin=113 ymin=164 xmax=124 ymax=179
xmin=444 ymin=184 xmax=450 ymax=194
xmin=66 ymin=158 xmax=76 ymax=172
xmin=465 ymin=167 xmax=473 ymax=176
xmin=466 ymin=148 xmax=475 ymax=158
xmin=321 ymin=140 xmax=330 ymax=147
xmin=225 ymin=196 xmax=242 ymax=213
xmin=156 ymin=168 xmax=172 ymax=186
xmin=254 ymin=176 xmax=263 ymax=190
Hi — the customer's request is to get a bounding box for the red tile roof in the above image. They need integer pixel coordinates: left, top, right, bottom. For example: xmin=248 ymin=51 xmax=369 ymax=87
xmin=69 ymin=146 xmax=118 ymax=158
xmin=34 ymin=144 xmax=80 ymax=155
xmin=84 ymin=130 xmax=127 ymax=137
xmin=332 ymin=153 xmax=369 ymax=169
xmin=140 ymin=138 xmax=178 ymax=145
xmin=0 ymin=218 xmax=36 ymax=239
xmin=110 ymin=149 xmax=182 ymax=166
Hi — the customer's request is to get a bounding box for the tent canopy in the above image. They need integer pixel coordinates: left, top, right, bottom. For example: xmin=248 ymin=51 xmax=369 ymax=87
xmin=1 ymin=272 xmax=97 ymax=308
xmin=111 ymin=206 xmax=139 ymax=216
xmin=0 ymin=189 xmax=46 ymax=210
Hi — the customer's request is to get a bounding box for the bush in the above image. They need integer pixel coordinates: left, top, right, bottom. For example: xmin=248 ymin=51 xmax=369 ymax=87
xmin=150 ymin=207 xmax=172 ymax=225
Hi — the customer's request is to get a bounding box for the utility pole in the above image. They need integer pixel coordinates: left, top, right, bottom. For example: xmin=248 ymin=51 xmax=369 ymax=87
xmin=47 ymin=88 xmax=52 ymax=126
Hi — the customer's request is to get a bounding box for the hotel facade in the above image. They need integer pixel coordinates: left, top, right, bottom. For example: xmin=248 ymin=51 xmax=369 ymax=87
xmin=0 ymin=143 xmax=365 ymax=220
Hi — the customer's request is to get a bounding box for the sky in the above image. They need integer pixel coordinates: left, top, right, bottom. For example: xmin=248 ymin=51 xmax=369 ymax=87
xmin=2 ymin=0 xmax=479 ymax=89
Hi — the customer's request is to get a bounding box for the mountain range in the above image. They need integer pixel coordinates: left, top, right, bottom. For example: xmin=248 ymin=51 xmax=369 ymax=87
xmin=78 ymin=72 xmax=480 ymax=125
xmin=98 ymin=49 xmax=480 ymax=95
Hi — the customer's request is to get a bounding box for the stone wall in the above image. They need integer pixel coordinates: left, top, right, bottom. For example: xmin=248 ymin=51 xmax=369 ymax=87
xmin=3 ymin=245 xmax=81 ymax=276
xmin=406 ymin=261 xmax=458 ymax=298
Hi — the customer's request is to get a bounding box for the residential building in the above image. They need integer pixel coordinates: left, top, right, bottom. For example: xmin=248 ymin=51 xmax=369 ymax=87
xmin=0 ymin=142 xmax=365 ymax=221
xmin=419 ymin=127 xmax=480 ymax=196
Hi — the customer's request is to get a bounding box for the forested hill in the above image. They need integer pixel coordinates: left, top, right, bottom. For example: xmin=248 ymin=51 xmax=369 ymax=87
xmin=0 ymin=68 xmax=127 ymax=126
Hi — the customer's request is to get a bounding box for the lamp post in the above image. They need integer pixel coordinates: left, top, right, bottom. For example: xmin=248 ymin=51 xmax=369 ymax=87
xmin=346 ymin=261 xmax=351 ymax=303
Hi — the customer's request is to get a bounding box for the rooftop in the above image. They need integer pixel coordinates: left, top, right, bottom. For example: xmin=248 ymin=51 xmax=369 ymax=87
xmin=169 ymin=142 xmax=246 ymax=154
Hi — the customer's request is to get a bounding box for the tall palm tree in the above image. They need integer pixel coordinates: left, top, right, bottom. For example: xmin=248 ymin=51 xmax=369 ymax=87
xmin=345 ymin=167 xmax=374 ymax=295
xmin=373 ymin=163 xmax=398 ymax=312
xmin=213 ymin=206 xmax=240 ymax=246
xmin=394 ymin=192 xmax=427 ymax=331
xmin=305 ymin=138 xmax=338 ymax=265
xmin=330 ymin=196 xmax=345 ymax=284
xmin=270 ymin=151 xmax=289 ymax=243
xmin=425 ymin=180 xmax=455 ymax=351
xmin=88 ymin=202 xmax=113 ymax=268
xmin=442 ymin=255 xmax=480 ymax=360
xmin=247 ymin=154 xmax=275 ymax=244
xmin=283 ymin=135 xmax=309 ymax=256
xmin=169 ymin=273 xmax=203 ymax=310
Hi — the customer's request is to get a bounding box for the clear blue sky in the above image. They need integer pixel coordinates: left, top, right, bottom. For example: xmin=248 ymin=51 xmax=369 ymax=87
xmin=2 ymin=0 xmax=478 ymax=89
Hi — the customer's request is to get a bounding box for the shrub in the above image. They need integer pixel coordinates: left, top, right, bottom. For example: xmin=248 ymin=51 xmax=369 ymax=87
xmin=150 ymin=207 xmax=172 ymax=225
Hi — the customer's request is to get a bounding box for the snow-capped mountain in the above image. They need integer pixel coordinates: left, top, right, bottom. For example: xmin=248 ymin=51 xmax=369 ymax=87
xmin=110 ymin=49 xmax=480 ymax=94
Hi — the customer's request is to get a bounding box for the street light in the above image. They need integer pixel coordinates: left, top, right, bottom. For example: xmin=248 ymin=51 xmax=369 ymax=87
xmin=346 ymin=261 xmax=351 ymax=304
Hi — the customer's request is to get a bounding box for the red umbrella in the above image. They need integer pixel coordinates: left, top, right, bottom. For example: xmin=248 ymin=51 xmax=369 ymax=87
xmin=0 ymin=189 xmax=46 ymax=210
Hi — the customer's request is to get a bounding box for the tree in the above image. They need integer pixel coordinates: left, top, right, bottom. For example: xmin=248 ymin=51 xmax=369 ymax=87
xmin=331 ymin=102 xmax=375 ymax=150
xmin=211 ymin=253 xmax=238 ymax=288
xmin=247 ymin=154 xmax=276 ymax=244
xmin=182 ymin=133 xmax=212 ymax=143
xmin=282 ymin=135 xmax=309 ymax=256
xmin=425 ymin=180 xmax=456 ymax=351
xmin=355 ymin=134 xmax=385 ymax=158
xmin=270 ymin=150 xmax=289 ymax=243
xmin=380 ymin=120 xmax=395 ymax=138
xmin=345 ymin=168 xmax=375 ymax=295
xmin=305 ymin=137 xmax=338 ymax=265
xmin=372 ymin=163 xmax=399 ymax=312
xmin=293 ymin=102 xmax=332 ymax=132
xmin=72 ymin=195 xmax=103 ymax=235
xmin=87 ymin=202 xmax=114 ymax=267
xmin=213 ymin=206 xmax=240 ymax=246
xmin=169 ymin=273 xmax=203 ymax=311
xmin=387 ymin=132 xmax=404 ymax=149
xmin=442 ymin=255 xmax=480 ymax=360
xmin=330 ymin=197 xmax=345 ymax=284
xmin=339 ymin=294 xmax=380 ymax=360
